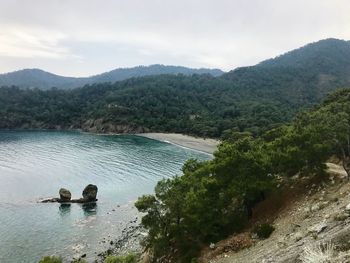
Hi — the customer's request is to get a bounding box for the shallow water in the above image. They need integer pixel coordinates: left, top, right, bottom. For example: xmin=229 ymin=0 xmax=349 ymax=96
xmin=0 ymin=131 xmax=210 ymax=263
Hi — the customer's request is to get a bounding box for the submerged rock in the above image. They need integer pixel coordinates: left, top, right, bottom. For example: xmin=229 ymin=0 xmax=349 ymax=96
xmin=59 ymin=188 xmax=71 ymax=201
xmin=82 ymin=184 xmax=98 ymax=202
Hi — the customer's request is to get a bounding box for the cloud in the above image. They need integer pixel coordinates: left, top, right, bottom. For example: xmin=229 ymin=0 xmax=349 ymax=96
xmin=0 ymin=25 xmax=75 ymax=59
xmin=0 ymin=0 xmax=349 ymax=76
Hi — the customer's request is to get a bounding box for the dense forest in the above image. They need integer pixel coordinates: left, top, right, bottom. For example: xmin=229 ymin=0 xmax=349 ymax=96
xmin=1 ymin=39 xmax=350 ymax=138
xmin=135 ymin=88 xmax=350 ymax=262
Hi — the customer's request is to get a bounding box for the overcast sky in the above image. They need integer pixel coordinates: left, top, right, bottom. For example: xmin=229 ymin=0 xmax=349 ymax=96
xmin=0 ymin=0 xmax=349 ymax=76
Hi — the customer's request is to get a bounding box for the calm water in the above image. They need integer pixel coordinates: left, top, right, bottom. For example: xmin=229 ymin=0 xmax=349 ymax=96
xmin=0 ymin=131 xmax=210 ymax=263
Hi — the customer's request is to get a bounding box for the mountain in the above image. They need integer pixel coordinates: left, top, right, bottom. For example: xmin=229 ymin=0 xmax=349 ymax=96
xmin=90 ymin=65 xmax=224 ymax=83
xmin=0 ymin=38 xmax=350 ymax=138
xmin=258 ymin=38 xmax=350 ymax=69
xmin=0 ymin=65 xmax=224 ymax=90
xmin=222 ymin=38 xmax=350 ymax=104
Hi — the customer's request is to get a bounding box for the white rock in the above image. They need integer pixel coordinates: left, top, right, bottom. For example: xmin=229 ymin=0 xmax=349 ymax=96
xmin=294 ymin=232 xmax=303 ymax=242
xmin=308 ymin=222 xmax=327 ymax=234
xmin=345 ymin=203 xmax=350 ymax=212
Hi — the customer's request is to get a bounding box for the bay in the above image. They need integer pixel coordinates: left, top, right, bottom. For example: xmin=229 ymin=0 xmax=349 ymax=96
xmin=0 ymin=131 xmax=210 ymax=263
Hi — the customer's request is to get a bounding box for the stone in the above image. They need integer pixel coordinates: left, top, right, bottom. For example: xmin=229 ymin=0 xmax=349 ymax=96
xmin=311 ymin=204 xmax=320 ymax=212
xmin=82 ymin=184 xmax=98 ymax=201
xmin=345 ymin=203 xmax=350 ymax=213
xmin=59 ymin=188 xmax=71 ymax=201
xmin=308 ymin=222 xmax=327 ymax=234
xmin=294 ymin=232 xmax=303 ymax=242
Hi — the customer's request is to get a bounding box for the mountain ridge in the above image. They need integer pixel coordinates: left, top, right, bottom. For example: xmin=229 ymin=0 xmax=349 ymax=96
xmin=0 ymin=64 xmax=224 ymax=90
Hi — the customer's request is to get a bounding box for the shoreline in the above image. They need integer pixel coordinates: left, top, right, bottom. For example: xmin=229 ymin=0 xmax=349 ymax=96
xmin=0 ymin=129 xmax=220 ymax=154
xmin=137 ymin=133 xmax=220 ymax=154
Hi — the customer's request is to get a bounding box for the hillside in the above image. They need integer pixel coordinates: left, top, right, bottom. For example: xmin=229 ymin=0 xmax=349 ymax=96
xmin=0 ymin=39 xmax=350 ymax=138
xmin=132 ymin=86 xmax=350 ymax=262
xmin=223 ymin=38 xmax=350 ymax=104
xmin=0 ymin=65 xmax=224 ymax=90
xmin=208 ymin=164 xmax=350 ymax=263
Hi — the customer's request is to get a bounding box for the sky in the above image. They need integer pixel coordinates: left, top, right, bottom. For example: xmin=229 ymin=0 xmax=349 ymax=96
xmin=0 ymin=0 xmax=349 ymax=77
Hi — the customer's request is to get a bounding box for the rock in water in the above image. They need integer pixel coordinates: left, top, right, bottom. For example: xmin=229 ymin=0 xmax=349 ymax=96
xmin=82 ymin=184 xmax=98 ymax=201
xmin=59 ymin=188 xmax=71 ymax=201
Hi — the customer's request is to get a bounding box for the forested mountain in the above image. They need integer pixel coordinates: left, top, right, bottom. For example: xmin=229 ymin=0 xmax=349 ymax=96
xmin=0 ymin=65 xmax=224 ymax=90
xmin=259 ymin=38 xmax=350 ymax=69
xmin=0 ymin=38 xmax=349 ymax=138
xmin=223 ymin=38 xmax=350 ymax=104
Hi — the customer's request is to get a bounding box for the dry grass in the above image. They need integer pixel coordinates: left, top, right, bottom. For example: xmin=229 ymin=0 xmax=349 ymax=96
xmin=300 ymin=242 xmax=335 ymax=263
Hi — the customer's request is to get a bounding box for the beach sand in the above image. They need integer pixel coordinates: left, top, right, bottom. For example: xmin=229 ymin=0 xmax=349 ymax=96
xmin=137 ymin=133 xmax=220 ymax=154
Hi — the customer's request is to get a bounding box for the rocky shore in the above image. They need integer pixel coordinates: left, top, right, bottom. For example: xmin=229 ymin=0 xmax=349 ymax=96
xmin=96 ymin=221 xmax=146 ymax=262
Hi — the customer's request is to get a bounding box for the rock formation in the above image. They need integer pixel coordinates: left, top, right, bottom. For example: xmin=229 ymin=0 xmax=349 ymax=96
xmin=82 ymin=184 xmax=98 ymax=202
xmin=41 ymin=184 xmax=98 ymax=203
xmin=59 ymin=188 xmax=71 ymax=201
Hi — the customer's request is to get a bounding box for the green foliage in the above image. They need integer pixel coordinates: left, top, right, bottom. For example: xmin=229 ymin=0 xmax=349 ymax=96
xmin=104 ymin=253 xmax=138 ymax=263
xmin=0 ymin=74 xmax=294 ymax=137
xmin=38 ymin=256 xmax=62 ymax=263
xmin=135 ymin=89 xmax=350 ymax=262
xmin=136 ymin=136 xmax=276 ymax=261
xmin=72 ymin=259 xmax=87 ymax=263
xmin=3 ymin=39 xmax=350 ymax=137
xmin=253 ymin=223 xmax=275 ymax=239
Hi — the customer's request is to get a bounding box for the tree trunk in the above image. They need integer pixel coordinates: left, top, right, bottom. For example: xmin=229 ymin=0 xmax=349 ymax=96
xmin=342 ymin=157 xmax=350 ymax=180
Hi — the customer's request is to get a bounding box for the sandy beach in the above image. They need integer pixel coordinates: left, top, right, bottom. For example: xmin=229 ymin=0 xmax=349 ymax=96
xmin=137 ymin=133 xmax=220 ymax=154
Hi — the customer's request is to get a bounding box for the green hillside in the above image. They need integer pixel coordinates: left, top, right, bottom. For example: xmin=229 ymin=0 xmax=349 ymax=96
xmin=0 ymin=39 xmax=349 ymax=138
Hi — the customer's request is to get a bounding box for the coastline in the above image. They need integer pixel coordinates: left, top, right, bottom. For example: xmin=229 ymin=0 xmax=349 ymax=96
xmin=0 ymin=129 xmax=220 ymax=154
xmin=137 ymin=133 xmax=220 ymax=154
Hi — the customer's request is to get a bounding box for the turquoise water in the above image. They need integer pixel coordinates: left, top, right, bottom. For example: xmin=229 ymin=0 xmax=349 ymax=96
xmin=0 ymin=131 xmax=210 ymax=263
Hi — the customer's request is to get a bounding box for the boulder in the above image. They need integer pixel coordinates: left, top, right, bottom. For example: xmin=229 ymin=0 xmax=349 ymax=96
xmin=82 ymin=184 xmax=98 ymax=201
xmin=59 ymin=188 xmax=71 ymax=201
xmin=308 ymin=221 xmax=328 ymax=234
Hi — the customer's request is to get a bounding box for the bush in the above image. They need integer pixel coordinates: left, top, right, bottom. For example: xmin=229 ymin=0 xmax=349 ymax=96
xmin=38 ymin=256 xmax=62 ymax=263
xmin=104 ymin=253 xmax=138 ymax=263
xmin=253 ymin=223 xmax=275 ymax=239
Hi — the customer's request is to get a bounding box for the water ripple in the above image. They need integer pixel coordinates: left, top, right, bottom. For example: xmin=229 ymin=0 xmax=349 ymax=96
xmin=0 ymin=131 xmax=210 ymax=263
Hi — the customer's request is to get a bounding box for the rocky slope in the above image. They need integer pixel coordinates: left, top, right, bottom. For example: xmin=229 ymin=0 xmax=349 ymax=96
xmin=204 ymin=164 xmax=350 ymax=263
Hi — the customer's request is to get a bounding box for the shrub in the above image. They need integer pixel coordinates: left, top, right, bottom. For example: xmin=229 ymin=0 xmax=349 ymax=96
xmin=38 ymin=256 xmax=62 ymax=263
xmin=104 ymin=253 xmax=138 ymax=263
xmin=253 ymin=223 xmax=275 ymax=239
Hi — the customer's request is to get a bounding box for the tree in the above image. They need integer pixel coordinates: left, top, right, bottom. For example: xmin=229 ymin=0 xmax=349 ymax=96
xmin=299 ymin=100 xmax=350 ymax=178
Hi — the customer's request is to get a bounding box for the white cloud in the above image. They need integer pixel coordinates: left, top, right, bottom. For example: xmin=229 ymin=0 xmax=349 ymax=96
xmin=0 ymin=25 xmax=74 ymax=59
xmin=0 ymin=0 xmax=349 ymax=76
